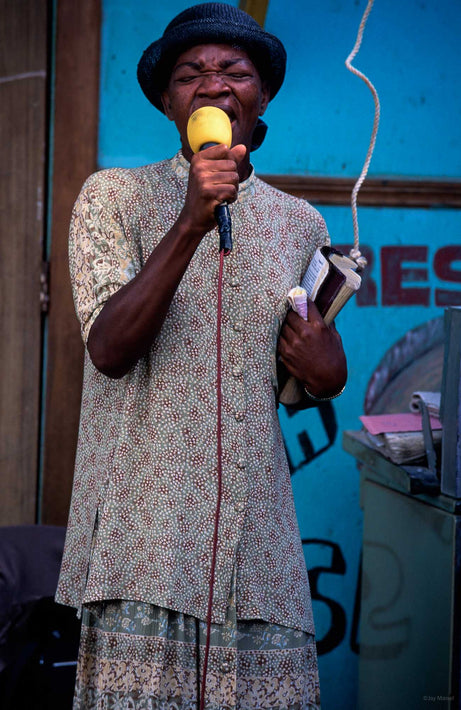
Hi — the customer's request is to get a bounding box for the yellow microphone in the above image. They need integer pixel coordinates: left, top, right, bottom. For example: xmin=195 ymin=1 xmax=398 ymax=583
xmin=187 ymin=105 xmax=232 ymax=152
xmin=187 ymin=107 xmax=233 ymax=254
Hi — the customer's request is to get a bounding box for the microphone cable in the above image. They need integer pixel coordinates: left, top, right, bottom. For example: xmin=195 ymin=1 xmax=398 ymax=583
xmin=199 ymin=243 xmax=227 ymax=710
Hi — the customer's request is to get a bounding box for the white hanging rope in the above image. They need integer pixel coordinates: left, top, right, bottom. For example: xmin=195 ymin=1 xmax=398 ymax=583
xmin=345 ymin=0 xmax=380 ymax=269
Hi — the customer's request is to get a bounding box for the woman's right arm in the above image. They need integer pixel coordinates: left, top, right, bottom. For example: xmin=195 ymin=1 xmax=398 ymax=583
xmin=86 ymin=143 xmax=246 ymax=378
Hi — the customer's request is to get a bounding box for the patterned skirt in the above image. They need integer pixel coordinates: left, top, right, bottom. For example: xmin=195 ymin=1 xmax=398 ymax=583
xmin=73 ymin=585 xmax=320 ymax=710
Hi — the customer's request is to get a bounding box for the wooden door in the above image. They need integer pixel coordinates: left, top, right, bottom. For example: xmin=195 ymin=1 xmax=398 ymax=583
xmin=41 ymin=0 xmax=100 ymax=525
xmin=0 ymin=0 xmax=100 ymax=526
xmin=0 ymin=0 xmax=49 ymax=524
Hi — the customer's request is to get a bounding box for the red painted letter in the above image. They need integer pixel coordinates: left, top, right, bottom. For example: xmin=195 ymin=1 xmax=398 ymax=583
xmin=381 ymin=246 xmax=429 ymax=306
xmin=434 ymin=246 xmax=461 ymax=306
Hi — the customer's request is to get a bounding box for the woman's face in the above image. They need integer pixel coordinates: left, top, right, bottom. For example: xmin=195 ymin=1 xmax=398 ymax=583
xmin=161 ymin=43 xmax=270 ymax=162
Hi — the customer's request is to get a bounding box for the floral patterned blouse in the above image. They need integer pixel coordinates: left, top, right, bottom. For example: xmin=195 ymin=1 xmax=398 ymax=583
xmin=56 ymin=151 xmax=329 ymax=634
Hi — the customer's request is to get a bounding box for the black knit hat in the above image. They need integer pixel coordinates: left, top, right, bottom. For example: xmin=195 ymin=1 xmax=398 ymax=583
xmin=137 ymin=2 xmax=287 ymax=113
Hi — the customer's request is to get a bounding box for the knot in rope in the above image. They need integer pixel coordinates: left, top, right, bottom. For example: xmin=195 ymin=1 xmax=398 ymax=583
xmin=349 ymin=247 xmax=368 ymax=270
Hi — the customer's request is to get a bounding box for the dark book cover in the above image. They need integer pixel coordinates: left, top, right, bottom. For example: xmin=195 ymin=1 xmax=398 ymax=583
xmin=313 ymin=248 xmax=348 ymax=318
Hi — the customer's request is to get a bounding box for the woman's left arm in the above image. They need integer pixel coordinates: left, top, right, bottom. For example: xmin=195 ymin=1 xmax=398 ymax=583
xmin=277 ymin=302 xmax=347 ymax=400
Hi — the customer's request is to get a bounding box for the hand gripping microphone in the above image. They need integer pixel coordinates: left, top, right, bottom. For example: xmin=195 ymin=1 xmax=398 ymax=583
xmin=187 ymin=106 xmax=233 ymax=254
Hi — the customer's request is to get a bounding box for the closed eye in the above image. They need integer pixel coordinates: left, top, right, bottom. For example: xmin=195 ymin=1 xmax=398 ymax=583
xmin=174 ymin=71 xmax=254 ymax=84
xmin=176 ymin=74 xmax=200 ymax=83
xmin=226 ymin=73 xmax=252 ymax=81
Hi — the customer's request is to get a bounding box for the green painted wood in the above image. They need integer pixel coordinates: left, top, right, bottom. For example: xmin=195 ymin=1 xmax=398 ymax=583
xmin=359 ymin=479 xmax=456 ymax=709
xmin=440 ymin=307 xmax=461 ymax=498
xmin=343 ymin=430 xmax=460 ymax=514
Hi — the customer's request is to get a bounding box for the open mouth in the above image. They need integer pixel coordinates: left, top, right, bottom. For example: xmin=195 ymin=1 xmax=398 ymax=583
xmin=217 ymin=106 xmax=236 ymax=124
xmin=194 ymin=103 xmax=236 ymax=125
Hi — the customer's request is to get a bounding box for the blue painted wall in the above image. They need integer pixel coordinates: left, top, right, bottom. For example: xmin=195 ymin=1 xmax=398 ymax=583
xmin=98 ymin=1 xmax=461 ymax=707
xmin=99 ymin=0 xmax=461 ymax=178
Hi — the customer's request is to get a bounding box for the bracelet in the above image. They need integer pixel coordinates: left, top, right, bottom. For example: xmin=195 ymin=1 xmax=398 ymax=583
xmin=303 ymin=383 xmax=346 ymax=402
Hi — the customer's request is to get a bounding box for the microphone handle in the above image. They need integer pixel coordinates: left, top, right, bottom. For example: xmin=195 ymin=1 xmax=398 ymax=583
xmin=199 ymin=142 xmax=232 ymax=254
xmin=215 ymin=203 xmax=232 ymax=254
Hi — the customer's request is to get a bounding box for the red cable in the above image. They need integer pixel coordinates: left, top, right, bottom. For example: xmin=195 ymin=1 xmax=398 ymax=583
xmin=200 ymin=247 xmax=225 ymax=710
